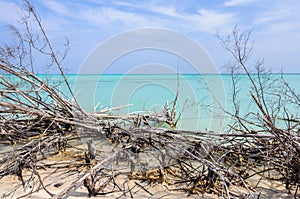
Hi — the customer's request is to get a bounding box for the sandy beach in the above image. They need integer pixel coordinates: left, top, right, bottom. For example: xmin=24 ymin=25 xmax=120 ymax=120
xmin=0 ymin=170 xmax=297 ymax=199
xmin=0 ymin=139 xmax=298 ymax=199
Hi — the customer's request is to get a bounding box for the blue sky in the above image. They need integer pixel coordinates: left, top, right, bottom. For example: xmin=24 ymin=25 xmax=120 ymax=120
xmin=0 ymin=0 xmax=299 ymax=74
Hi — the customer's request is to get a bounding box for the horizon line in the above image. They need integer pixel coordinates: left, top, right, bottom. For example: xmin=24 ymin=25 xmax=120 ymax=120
xmin=29 ymin=72 xmax=300 ymax=75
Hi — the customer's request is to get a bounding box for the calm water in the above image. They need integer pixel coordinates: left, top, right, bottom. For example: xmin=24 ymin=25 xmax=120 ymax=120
xmin=41 ymin=73 xmax=298 ymax=132
xmin=4 ymin=74 xmax=300 ymax=132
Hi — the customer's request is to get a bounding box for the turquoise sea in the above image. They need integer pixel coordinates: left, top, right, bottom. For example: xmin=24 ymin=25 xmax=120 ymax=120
xmin=3 ymin=74 xmax=299 ymax=132
xmin=32 ymin=73 xmax=297 ymax=132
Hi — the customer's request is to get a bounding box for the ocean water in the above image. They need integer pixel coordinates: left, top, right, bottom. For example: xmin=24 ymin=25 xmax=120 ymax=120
xmin=3 ymin=74 xmax=299 ymax=132
xmin=38 ymin=73 xmax=297 ymax=132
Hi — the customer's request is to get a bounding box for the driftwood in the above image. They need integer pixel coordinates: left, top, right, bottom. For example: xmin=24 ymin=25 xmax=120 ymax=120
xmin=1 ymin=61 xmax=299 ymax=198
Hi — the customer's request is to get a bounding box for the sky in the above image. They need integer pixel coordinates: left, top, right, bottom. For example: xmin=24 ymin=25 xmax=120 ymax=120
xmin=0 ymin=0 xmax=299 ymax=74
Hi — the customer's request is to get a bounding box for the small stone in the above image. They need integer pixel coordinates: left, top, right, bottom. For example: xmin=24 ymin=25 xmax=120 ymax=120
xmin=54 ymin=182 xmax=63 ymax=188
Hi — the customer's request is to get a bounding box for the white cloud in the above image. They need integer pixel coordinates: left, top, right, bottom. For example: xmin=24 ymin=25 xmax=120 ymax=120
xmin=253 ymin=3 xmax=300 ymax=38
xmin=0 ymin=1 xmax=22 ymax=24
xmin=150 ymin=6 xmax=178 ymax=17
xmin=172 ymin=9 xmax=235 ymax=33
xmin=255 ymin=8 xmax=296 ymax=24
xmin=256 ymin=19 xmax=300 ymax=43
xmin=81 ymin=1 xmax=237 ymax=34
xmin=146 ymin=4 xmax=236 ymax=33
xmin=40 ymin=0 xmax=75 ymax=17
xmin=80 ymin=7 xmax=158 ymax=30
xmin=224 ymin=0 xmax=257 ymax=7
xmin=35 ymin=1 xmax=237 ymax=35
xmin=251 ymin=2 xmax=300 ymax=73
xmin=39 ymin=0 xmax=159 ymax=31
xmin=254 ymin=2 xmax=300 ymax=27
xmin=193 ymin=9 xmax=236 ymax=33
xmin=113 ymin=1 xmax=142 ymax=9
